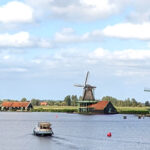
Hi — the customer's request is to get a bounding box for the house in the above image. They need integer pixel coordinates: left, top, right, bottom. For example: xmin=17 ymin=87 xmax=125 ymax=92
xmin=88 ymin=101 xmax=117 ymax=114
xmin=40 ymin=102 xmax=48 ymax=106
xmin=1 ymin=101 xmax=33 ymax=111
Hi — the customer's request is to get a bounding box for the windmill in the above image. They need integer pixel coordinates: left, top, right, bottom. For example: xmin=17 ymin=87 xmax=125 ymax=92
xmin=74 ymin=71 xmax=96 ymax=101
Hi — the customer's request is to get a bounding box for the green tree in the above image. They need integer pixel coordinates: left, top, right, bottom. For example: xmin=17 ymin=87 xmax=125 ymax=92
xmin=131 ymin=98 xmax=138 ymax=107
xmin=64 ymin=95 xmax=71 ymax=106
xmin=21 ymin=97 xmax=27 ymax=102
xmin=79 ymin=96 xmax=83 ymax=101
xmin=71 ymin=95 xmax=78 ymax=106
xmin=31 ymin=99 xmax=40 ymax=106
xmin=145 ymin=101 xmax=150 ymax=106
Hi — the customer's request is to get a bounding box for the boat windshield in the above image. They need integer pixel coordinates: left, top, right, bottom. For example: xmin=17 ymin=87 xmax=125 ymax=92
xmin=38 ymin=122 xmax=51 ymax=129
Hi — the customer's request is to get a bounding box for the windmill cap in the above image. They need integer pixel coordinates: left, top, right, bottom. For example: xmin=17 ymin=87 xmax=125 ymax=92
xmin=84 ymin=84 xmax=96 ymax=88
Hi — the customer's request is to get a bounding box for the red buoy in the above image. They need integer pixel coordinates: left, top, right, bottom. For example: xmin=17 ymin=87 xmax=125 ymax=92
xmin=107 ymin=132 xmax=112 ymax=137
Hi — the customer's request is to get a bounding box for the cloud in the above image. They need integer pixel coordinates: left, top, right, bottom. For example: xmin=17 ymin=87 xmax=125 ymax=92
xmin=88 ymin=48 xmax=150 ymax=61
xmin=0 ymin=28 xmax=102 ymax=49
xmin=0 ymin=32 xmax=32 ymax=48
xmin=53 ymin=28 xmax=103 ymax=44
xmin=0 ymin=47 xmax=150 ymax=79
xmin=25 ymin=0 xmax=119 ymax=21
xmin=0 ymin=32 xmax=52 ymax=48
xmin=0 ymin=67 xmax=27 ymax=73
xmin=102 ymin=23 xmax=150 ymax=40
xmin=126 ymin=0 xmax=150 ymax=23
xmin=24 ymin=0 xmax=150 ymax=23
xmin=88 ymin=48 xmax=150 ymax=77
xmin=54 ymin=28 xmax=80 ymax=43
xmin=29 ymin=48 xmax=150 ymax=78
xmin=0 ymin=1 xmax=33 ymax=24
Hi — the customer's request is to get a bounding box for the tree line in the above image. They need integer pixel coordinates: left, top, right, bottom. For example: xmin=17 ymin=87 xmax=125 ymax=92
xmin=101 ymin=96 xmax=149 ymax=107
xmin=0 ymin=96 xmax=150 ymax=107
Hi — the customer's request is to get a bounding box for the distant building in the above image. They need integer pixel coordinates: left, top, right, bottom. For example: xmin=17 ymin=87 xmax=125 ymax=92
xmin=88 ymin=101 xmax=117 ymax=114
xmin=40 ymin=102 xmax=48 ymax=106
xmin=1 ymin=101 xmax=33 ymax=111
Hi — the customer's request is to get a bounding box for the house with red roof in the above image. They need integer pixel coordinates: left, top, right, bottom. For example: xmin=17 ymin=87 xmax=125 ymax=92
xmin=1 ymin=101 xmax=33 ymax=111
xmin=88 ymin=101 xmax=117 ymax=114
xmin=40 ymin=102 xmax=48 ymax=106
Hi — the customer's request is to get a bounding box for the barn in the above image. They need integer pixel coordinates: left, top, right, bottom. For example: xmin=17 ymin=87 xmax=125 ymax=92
xmin=88 ymin=101 xmax=117 ymax=114
xmin=1 ymin=101 xmax=33 ymax=111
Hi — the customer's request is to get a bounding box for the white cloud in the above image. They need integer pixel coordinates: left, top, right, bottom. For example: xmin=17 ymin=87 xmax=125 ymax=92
xmin=0 ymin=1 xmax=33 ymax=24
xmin=24 ymin=0 xmax=150 ymax=23
xmin=89 ymin=48 xmax=150 ymax=61
xmin=29 ymin=48 xmax=150 ymax=78
xmin=53 ymin=28 xmax=103 ymax=43
xmin=0 ymin=32 xmax=52 ymax=48
xmin=0 ymin=32 xmax=32 ymax=48
xmin=25 ymin=0 xmax=119 ymax=21
xmin=0 ymin=68 xmax=28 ymax=73
xmin=87 ymin=48 xmax=150 ymax=77
xmin=54 ymin=28 xmax=80 ymax=43
xmin=0 ymin=47 xmax=150 ymax=78
xmin=102 ymin=23 xmax=150 ymax=40
xmin=126 ymin=0 xmax=150 ymax=23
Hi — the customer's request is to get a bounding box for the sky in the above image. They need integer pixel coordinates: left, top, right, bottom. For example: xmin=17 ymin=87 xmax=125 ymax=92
xmin=1 ymin=0 xmax=150 ymax=101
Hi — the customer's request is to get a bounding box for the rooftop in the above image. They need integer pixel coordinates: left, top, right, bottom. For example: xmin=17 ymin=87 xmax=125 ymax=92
xmin=88 ymin=101 xmax=110 ymax=110
xmin=1 ymin=101 xmax=30 ymax=108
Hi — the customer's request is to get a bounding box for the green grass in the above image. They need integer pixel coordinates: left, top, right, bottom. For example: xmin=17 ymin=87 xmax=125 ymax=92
xmin=32 ymin=106 xmax=150 ymax=114
xmin=33 ymin=106 xmax=78 ymax=113
xmin=116 ymin=107 xmax=150 ymax=114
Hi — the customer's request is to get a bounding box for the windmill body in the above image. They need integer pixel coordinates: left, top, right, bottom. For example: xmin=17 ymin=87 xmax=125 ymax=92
xmin=83 ymin=85 xmax=95 ymax=100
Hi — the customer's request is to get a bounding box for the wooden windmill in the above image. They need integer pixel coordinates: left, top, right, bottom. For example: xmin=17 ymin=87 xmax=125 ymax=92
xmin=74 ymin=71 xmax=96 ymax=101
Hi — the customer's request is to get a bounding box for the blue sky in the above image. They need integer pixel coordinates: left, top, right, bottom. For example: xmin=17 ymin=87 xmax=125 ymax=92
xmin=0 ymin=0 xmax=150 ymax=102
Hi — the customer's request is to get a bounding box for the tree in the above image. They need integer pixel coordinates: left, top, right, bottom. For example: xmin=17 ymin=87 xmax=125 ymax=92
xmin=71 ymin=95 xmax=78 ymax=106
xmin=145 ymin=101 xmax=150 ymax=106
xmin=21 ymin=97 xmax=27 ymax=102
xmin=102 ymin=96 xmax=118 ymax=106
xmin=131 ymin=98 xmax=138 ymax=107
xmin=64 ymin=95 xmax=71 ymax=106
xmin=31 ymin=99 xmax=40 ymax=106
xmin=79 ymin=96 xmax=83 ymax=101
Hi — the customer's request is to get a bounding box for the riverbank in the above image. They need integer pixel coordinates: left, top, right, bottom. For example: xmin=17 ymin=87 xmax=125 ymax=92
xmin=32 ymin=106 xmax=78 ymax=113
xmin=116 ymin=107 xmax=150 ymax=114
xmin=32 ymin=106 xmax=150 ymax=114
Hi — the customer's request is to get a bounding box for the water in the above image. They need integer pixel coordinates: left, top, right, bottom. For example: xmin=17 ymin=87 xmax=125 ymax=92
xmin=0 ymin=112 xmax=150 ymax=150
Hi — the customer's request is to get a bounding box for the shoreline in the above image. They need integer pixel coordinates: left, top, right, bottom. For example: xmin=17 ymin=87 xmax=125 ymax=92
xmin=0 ymin=106 xmax=150 ymax=115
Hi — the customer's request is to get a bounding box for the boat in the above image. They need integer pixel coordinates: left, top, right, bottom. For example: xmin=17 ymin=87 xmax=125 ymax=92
xmin=33 ymin=122 xmax=54 ymax=136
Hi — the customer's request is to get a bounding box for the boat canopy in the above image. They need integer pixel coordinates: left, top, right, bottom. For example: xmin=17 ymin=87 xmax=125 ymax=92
xmin=38 ymin=122 xmax=51 ymax=128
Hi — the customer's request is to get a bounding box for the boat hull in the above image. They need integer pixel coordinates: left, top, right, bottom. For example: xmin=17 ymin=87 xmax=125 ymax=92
xmin=33 ymin=128 xmax=54 ymax=136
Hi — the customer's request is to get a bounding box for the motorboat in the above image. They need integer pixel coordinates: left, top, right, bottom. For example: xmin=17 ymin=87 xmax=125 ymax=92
xmin=33 ymin=122 xmax=54 ymax=136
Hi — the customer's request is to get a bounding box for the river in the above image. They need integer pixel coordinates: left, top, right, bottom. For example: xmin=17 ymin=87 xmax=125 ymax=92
xmin=0 ymin=112 xmax=149 ymax=150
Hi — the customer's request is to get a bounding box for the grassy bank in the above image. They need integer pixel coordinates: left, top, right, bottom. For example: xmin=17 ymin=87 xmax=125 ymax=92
xmin=32 ymin=106 xmax=150 ymax=114
xmin=116 ymin=107 xmax=150 ymax=114
xmin=33 ymin=106 xmax=78 ymax=113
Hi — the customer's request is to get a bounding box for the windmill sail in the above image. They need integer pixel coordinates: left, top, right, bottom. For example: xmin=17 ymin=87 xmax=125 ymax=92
xmin=84 ymin=71 xmax=89 ymax=86
xmin=74 ymin=84 xmax=84 ymax=87
xmin=144 ymin=88 xmax=150 ymax=92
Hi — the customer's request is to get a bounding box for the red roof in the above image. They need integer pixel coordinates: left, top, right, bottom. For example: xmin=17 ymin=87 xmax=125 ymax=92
xmin=88 ymin=101 xmax=109 ymax=110
xmin=1 ymin=102 xmax=30 ymax=108
xmin=40 ymin=102 xmax=48 ymax=106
